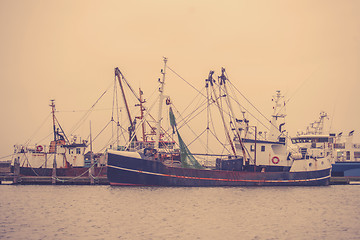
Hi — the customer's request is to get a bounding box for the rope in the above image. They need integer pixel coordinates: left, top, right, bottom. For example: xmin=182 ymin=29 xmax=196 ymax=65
xmin=167 ymin=66 xmax=206 ymax=98
xmin=69 ymin=80 xmax=113 ymax=135
xmin=226 ymin=79 xmax=270 ymax=131
xmin=0 ymin=154 xmax=15 ymax=160
xmin=24 ymin=113 xmax=51 ymax=146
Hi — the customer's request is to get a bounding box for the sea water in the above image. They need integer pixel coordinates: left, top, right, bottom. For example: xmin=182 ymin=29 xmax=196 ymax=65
xmin=0 ymin=185 xmax=359 ymax=240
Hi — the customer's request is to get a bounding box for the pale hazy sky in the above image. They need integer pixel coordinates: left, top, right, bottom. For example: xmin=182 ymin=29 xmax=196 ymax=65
xmin=0 ymin=0 xmax=359 ymax=156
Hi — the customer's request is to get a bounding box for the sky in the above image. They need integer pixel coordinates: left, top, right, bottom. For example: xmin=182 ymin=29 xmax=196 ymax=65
xmin=0 ymin=0 xmax=359 ymax=157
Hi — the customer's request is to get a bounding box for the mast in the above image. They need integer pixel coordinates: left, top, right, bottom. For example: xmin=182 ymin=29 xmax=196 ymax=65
xmin=135 ymin=88 xmax=146 ymax=141
xmin=306 ymin=111 xmax=328 ymax=135
xmin=155 ymin=57 xmax=167 ymax=149
xmin=218 ymin=68 xmax=248 ymax=160
xmin=50 ymin=99 xmax=57 ymax=184
xmin=206 ymin=70 xmax=237 ymax=156
xmin=89 ymin=121 xmax=94 ymax=185
xmin=269 ymin=90 xmax=286 ymax=141
xmin=50 ymin=100 xmax=57 ymax=141
xmin=115 ymin=68 xmax=137 ymax=141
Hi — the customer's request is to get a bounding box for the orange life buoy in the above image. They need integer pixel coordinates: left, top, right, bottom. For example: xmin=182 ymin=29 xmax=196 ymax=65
xmin=272 ymin=156 xmax=280 ymax=164
xmin=36 ymin=145 xmax=43 ymax=152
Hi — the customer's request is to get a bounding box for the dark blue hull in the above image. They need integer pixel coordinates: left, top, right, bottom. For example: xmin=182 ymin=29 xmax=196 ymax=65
xmin=332 ymin=162 xmax=360 ymax=177
xmin=107 ymin=152 xmax=331 ymax=186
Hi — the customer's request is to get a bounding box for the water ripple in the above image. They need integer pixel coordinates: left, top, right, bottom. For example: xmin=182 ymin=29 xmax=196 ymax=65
xmin=1 ymin=185 xmax=360 ymax=239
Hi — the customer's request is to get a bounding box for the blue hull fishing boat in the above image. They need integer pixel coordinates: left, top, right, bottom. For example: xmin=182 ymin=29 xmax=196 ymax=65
xmin=107 ymin=58 xmax=331 ymax=187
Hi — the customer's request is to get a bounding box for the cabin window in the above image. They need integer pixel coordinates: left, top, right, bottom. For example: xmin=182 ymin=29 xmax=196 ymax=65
xmin=261 ymin=146 xmax=265 ymax=152
xmin=347 ymin=151 xmax=350 ymax=160
xmin=250 ymin=145 xmax=255 ymax=152
xmin=319 ymin=137 xmax=329 ymax=143
xmin=334 ymin=143 xmax=345 ymax=149
xmin=76 ymin=148 xmax=81 ymax=154
xmin=354 ymin=152 xmax=360 ymax=159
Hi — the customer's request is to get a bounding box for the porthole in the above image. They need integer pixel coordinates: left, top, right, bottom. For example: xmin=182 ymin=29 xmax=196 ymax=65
xmin=309 ymin=163 xmax=312 ymax=167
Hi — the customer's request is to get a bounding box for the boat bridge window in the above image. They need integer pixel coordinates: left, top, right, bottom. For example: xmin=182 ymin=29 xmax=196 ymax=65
xmin=159 ymin=141 xmax=176 ymax=149
xmin=317 ymin=137 xmax=329 ymax=143
xmin=292 ymin=138 xmax=311 ymax=144
xmin=292 ymin=137 xmax=329 ymax=144
xmin=76 ymin=148 xmax=81 ymax=154
xmin=249 ymin=145 xmax=265 ymax=152
xmin=334 ymin=143 xmax=345 ymax=149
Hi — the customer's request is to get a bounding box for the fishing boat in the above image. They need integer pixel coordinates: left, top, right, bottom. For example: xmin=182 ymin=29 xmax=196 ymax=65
xmin=11 ymin=100 xmax=107 ymax=184
xmin=291 ymin=112 xmax=360 ymax=177
xmin=107 ymin=58 xmax=332 ymax=186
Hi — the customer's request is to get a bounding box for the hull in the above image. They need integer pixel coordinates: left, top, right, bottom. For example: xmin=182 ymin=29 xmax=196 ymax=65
xmin=107 ymin=151 xmax=331 ymax=186
xmin=17 ymin=166 xmax=107 ymax=177
xmin=332 ymin=162 xmax=360 ymax=177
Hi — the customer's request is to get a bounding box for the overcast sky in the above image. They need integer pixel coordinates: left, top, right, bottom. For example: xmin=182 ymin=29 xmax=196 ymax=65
xmin=0 ymin=0 xmax=359 ymax=156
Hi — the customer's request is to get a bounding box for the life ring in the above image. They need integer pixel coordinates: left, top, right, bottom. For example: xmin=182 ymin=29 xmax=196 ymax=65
xmin=36 ymin=145 xmax=43 ymax=152
xmin=272 ymin=156 xmax=280 ymax=164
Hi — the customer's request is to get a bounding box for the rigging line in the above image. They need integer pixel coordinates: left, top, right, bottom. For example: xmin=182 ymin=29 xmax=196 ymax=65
xmin=208 ymin=128 xmax=232 ymax=155
xmin=118 ymin=70 xmax=142 ymax=102
xmin=166 ymin=67 xmax=243 ymax=132
xmin=33 ymin=132 xmax=53 ymax=146
xmin=101 ymin=136 xmax=121 ymax=152
xmin=170 ymin=101 xmax=206 ymax=134
xmin=224 ymin=73 xmax=270 ymax=126
xmin=175 ymin=86 xmax=208 ymax=126
xmin=54 ymin=115 xmax=69 ymax=143
xmin=225 ymin=80 xmax=271 ymax=131
xmin=186 ymin=128 xmax=208 ymax=149
xmin=208 ymin=100 xmax=219 ymax=143
xmin=172 ymin=86 xmax=219 ymax=131
xmin=167 ymin=66 xmax=206 ymax=98
xmin=221 ymin=72 xmax=278 ymax=135
xmin=172 ymin=104 xmax=206 ymax=143
xmin=329 ymin=104 xmax=336 ymax=133
xmin=56 ymin=108 xmax=114 ymax=113
xmin=123 ymin=94 xmax=160 ymax=149
xmin=24 ymin=113 xmax=51 ymax=146
xmin=115 ymin=119 xmax=129 ymax=144
xmin=127 ymin=79 xmax=176 ymax=142
xmin=91 ymin=120 xmax=113 ymax=144
xmin=0 ymin=153 xmax=15 ymax=160
xmin=175 ymin=97 xmax=209 ymax=131
xmin=69 ymin=81 xmax=113 ymax=135
xmin=171 ymin=102 xmax=229 ymax=155
xmin=285 ymin=65 xmax=321 ymax=105
xmin=111 ymin=77 xmax=116 ymax=140
xmin=274 ymin=65 xmax=322 ymax=118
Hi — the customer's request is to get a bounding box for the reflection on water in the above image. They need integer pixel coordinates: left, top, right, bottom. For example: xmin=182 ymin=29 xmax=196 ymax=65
xmin=1 ymin=185 xmax=360 ymax=239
